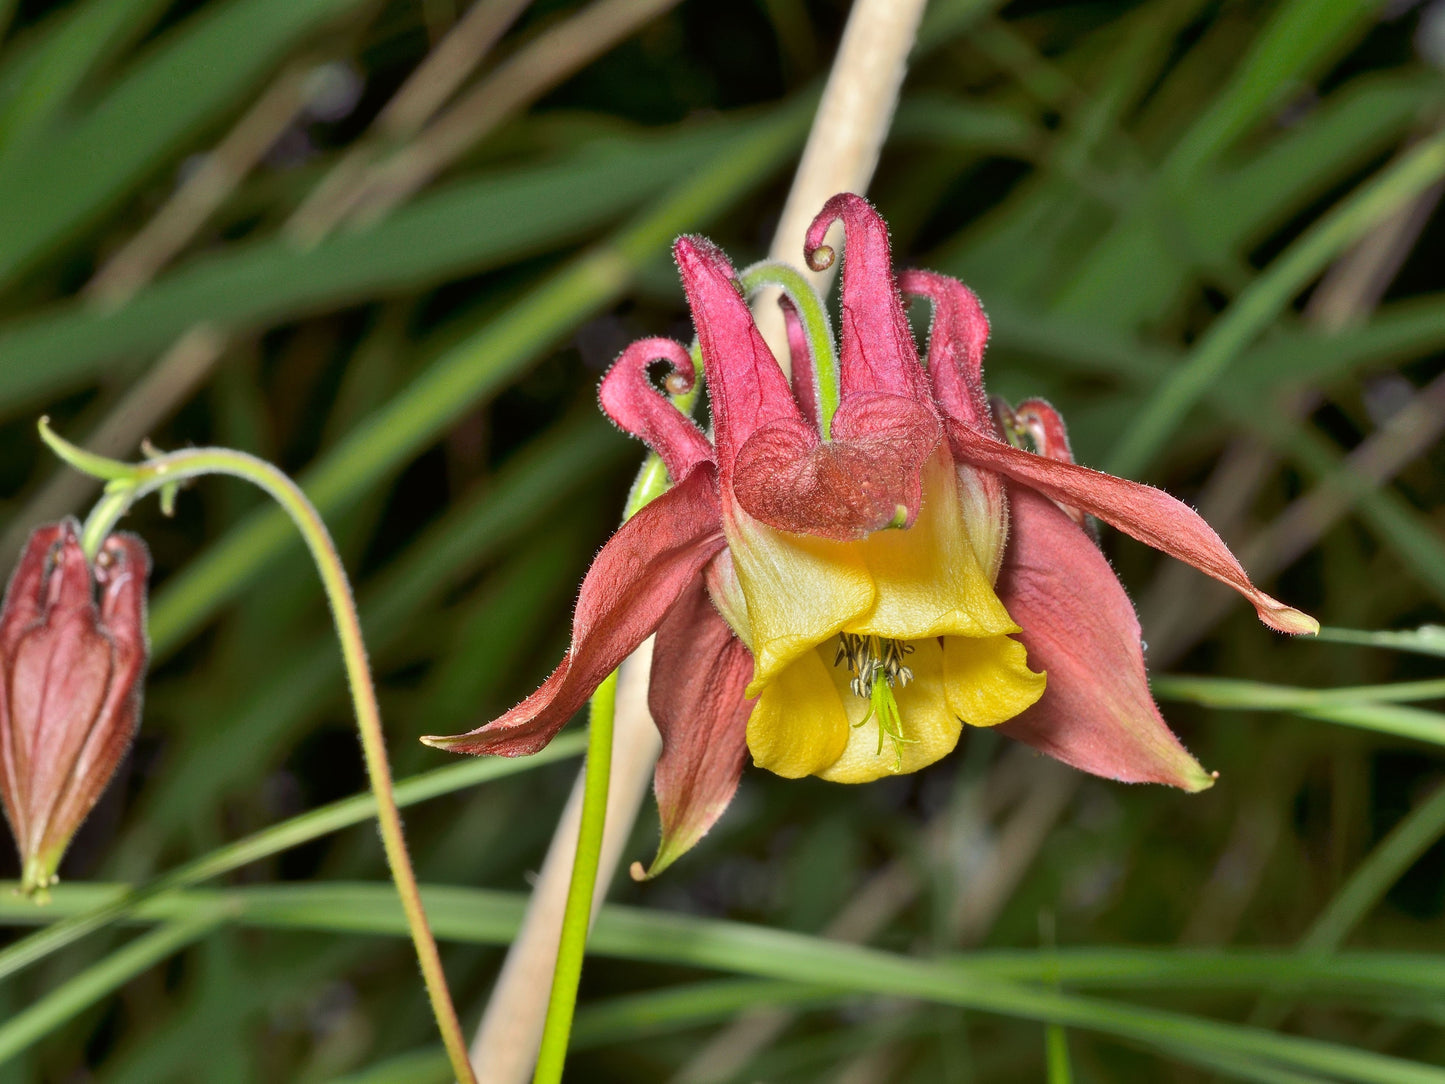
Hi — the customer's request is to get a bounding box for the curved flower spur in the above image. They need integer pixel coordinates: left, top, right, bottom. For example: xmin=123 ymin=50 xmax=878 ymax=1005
xmin=424 ymin=193 xmax=1317 ymax=877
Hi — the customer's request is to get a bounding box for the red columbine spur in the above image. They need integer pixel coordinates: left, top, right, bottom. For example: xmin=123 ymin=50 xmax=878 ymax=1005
xmin=0 ymin=520 xmax=150 ymax=899
xmin=425 ymin=193 xmax=1317 ymax=876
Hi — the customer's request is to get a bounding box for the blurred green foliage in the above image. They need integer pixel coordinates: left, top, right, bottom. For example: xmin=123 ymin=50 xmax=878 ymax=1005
xmin=0 ymin=0 xmax=1442 ymax=1080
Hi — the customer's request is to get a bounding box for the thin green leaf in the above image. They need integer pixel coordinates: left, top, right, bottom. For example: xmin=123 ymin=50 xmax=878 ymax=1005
xmin=1153 ymin=675 xmax=1445 ymax=747
xmin=1314 ymin=625 xmax=1445 ymax=659
xmin=1152 ymin=675 xmax=1445 ymax=709
xmin=0 ymin=0 xmax=172 ymax=152
xmin=0 ymin=0 xmax=368 ymax=287
xmin=0 ymin=735 xmax=584 ymax=985
xmin=1163 ymin=0 xmax=1381 ymax=182
xmin=7 ymin=884 xmax=1442 ymax=1084
xmin=0 ymin=913 xmax=225 ymax=1065
xmin=0 ymin=121 xmax=743 ymax=411
xmin=1245 ymin=785 xmax=1445 ymax=1033
xmin=1191 ymin=73 xmax=1445 ymax=264
xmin=1108 ymin=129 xmax=1445 ymax=476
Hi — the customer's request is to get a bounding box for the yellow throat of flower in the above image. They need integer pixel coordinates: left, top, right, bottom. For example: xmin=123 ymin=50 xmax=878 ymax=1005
xmin=726 ymin=451 xmax=1048 ymax=784
xmin=835 ymin=633 xmax=917 ymax=771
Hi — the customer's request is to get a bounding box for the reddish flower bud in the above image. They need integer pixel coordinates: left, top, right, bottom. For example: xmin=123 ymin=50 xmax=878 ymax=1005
xmin=0 ymin=521 xmax=149 ymax=900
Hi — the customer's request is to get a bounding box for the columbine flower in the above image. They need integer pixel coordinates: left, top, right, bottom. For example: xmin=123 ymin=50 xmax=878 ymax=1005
xmin=425 ymin=193 xmax=1316 ymax=876
xmin=0 ymin=520 xmax=150 ymax=899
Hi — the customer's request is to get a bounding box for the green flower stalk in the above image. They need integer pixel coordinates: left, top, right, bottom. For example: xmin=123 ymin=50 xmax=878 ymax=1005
xmin=33 ymin=419 xmax=478 ymax=1084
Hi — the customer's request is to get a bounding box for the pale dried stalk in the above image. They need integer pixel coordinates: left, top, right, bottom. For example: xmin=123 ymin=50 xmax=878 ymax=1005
xmin=466 ymin=1 xmax=930 ymax=1079
xmin=0 ymin=327 xmax=226 ymax=560
xmin=755 ymin=0 xmax=929 ymax=373
xmin=87 ymin=64 xmax=315 ymax=307
xmin=288 ymin=0 xmax=534 ymax=242
xmin=342 ymin=0 xmax=685 ymax=228
xmin=468 ymin=640 xmax=659 ymax=1081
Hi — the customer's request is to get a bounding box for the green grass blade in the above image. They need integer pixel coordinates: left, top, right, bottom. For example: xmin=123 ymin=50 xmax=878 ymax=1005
xmin=1169 ymin=1047 xmax=1340 ymax=1084
xmin=0 ymin=736 xmax=583 ymax=985
xmin=1190 ymin=72 xmax=1445 ymax=264
xmin=8 ymin=884 xmax=1442 ymax=1084
xmin=380 ymin=987 xmax=1345 ymax=1084
xmin=1231 ymin=294 xmax=1445 ymax=395
xmin=1045 ymin=1022 xmax=1074 ymax=1083
xmin=0 ymin=0 xmax=171 ymax=153
xmin=0 ymin=122 xmax=739 ymax=412
xmin=1107 ymin=129 xmax=1445 ymax=477
xmin=1313 ymin=626 xmax=1445 ymax=658
xmin=0 ymin=913 xmax=224 ymax=1065
xmin=0 ymin=0 xmax=367 ymax=287
xmin=7 ymin=889 xmax=1445 ymax=996
xmin=1163 ymin=0 xmax=1378 ymax=182
xmin=1302 ymin=784 xmax=1445 ymax=954
xmin=1151 ymin=675 xmax=1445 ymax=709
xmin=1154 ymin=675 xmax=1445 ymax=747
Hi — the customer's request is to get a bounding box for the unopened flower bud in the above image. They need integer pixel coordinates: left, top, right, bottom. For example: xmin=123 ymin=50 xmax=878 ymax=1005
xmin=0 ymin=521 xmax=149 ymax=900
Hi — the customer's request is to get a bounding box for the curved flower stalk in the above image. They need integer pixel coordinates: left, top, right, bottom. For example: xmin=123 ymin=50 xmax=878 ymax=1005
xmin=32 ymin=422 xmax=478 ymax=1084
xmin=426 ymin=193 xmax=1318 ymax=877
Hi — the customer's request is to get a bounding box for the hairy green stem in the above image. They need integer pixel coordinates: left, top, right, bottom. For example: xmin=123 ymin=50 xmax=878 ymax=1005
xmin=532 ymin=674 xmax=617 ymax=1083
xmin=41 ymin=422 xmax=477 ymax=1084
xmin=740 ymin=261 xmax=839 ymax=437
xmin=529 ymin=355 xmax=697 ymax=1077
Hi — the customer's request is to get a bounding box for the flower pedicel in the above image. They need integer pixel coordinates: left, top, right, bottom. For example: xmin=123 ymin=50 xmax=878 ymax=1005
xmin=425 ymin=193 xmax=1317 ymax=877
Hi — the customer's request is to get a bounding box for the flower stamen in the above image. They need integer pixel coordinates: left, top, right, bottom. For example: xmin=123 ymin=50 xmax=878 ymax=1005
xmin=834 ymin=633 xmax=917 ymax=770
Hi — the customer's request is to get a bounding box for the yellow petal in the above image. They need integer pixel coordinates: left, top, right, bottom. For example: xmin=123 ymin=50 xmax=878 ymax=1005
xmin=943 ymin=634 xmax=1046 ymax=727
xmin=851 ymin=451 xmax=1016 ymax=642
xmin=746 ymin=647 xmax=851 ymax=778
xmin=726 ymin=506 xmax=874 ymax=695
xmin=818 ymin=637 xmax=962 ymax=783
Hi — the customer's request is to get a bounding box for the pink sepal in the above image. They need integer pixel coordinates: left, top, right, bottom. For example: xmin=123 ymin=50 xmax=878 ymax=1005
xmin=599 ymin=337 xmax=713 ymax=482
xmin=1014 ymin=399 xmax=1074 ymax=463
xmin=997 ymin=488 xmax=1213 ymax=790
xmin=674 ymin=236 xmax=799 ymax=478
xmin=1011 ymin=398 xmax=1087 ymax=530
xmin=424 ymin=466 xmax=726 ymax=756
xmin=732 ymin=391 xmax=940 ymax=539
xmin=946 ymin=420 xmax=1318 ymax=635
xmin=637 ymin=575 xmax=754 ymax=878
xmin=805 ymin=194 xmax=930 ymax=401
xmin=899 ymin=268 xmax=991 ymax=431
